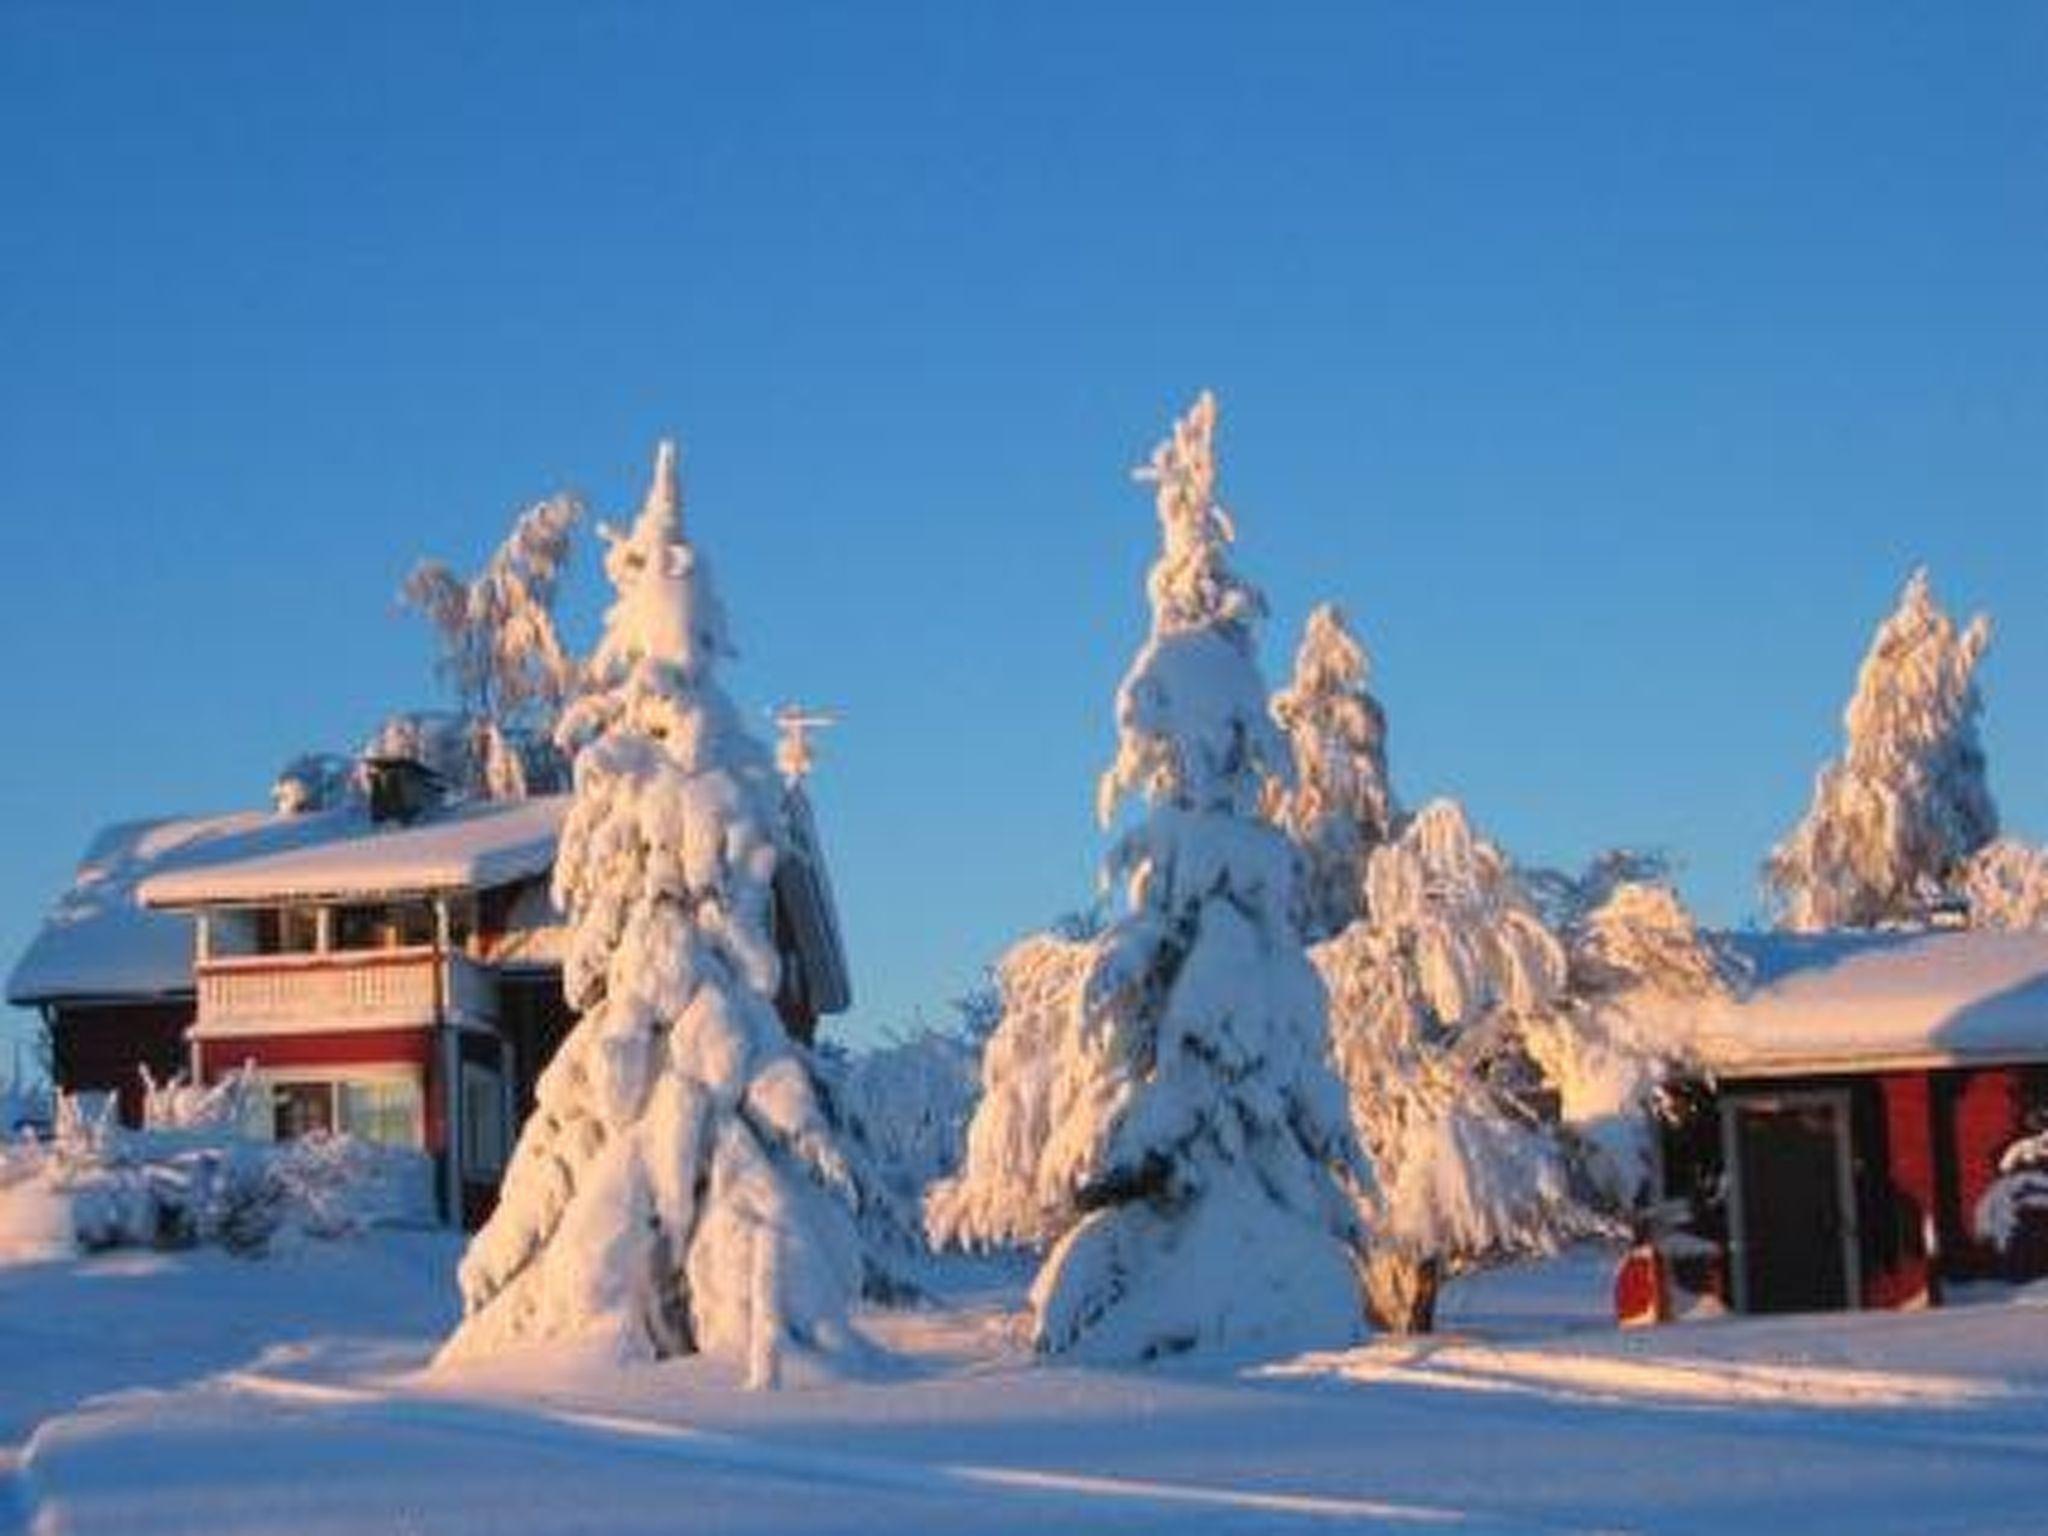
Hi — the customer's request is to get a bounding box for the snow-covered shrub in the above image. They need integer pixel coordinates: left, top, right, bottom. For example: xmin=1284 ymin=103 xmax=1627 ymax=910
xmin=1266 ymin=603 xmax=1394 ymax=943
xmin=443 ymin=443 xmax=862 ymax=1385
xmin=1974 ymin=1130 xmax=2048 ymax=1266
xmin=1766 ymin=568 xmax=1997 ymax=931
xmin=141 ymin=1064 xmax=260 ymax=1132
xmin=951 ymin=394 xmax=1367 ymax=1360
xmin=0 ymin=1090 xmax=432 ymax=1262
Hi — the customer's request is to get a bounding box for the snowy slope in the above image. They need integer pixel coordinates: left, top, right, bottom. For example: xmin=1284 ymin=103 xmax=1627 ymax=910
xmin=7 ymin=1241 xmax=2048 ymax=1535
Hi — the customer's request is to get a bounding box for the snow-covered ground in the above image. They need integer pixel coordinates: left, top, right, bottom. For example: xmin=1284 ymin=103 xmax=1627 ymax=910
xmin=5 ymin=1238 xmax=2046 ymax=1534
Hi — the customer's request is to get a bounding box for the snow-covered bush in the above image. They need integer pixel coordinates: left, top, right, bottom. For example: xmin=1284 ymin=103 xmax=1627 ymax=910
xmin=1266 ymin=603 xmax=1394 ymax=943
xmin=1973 ymin=1130 xmax=2048 ymax=1265
xmin=0 ymin=1088 xmax=432 ymax=1262
xmin=1766 ymin=569 xmax=1997 ymax=931
xmin=442 ymin=443 xmax=862 ymax=1385
xmin=948 ymin=394 xmax=1367 ymax=1360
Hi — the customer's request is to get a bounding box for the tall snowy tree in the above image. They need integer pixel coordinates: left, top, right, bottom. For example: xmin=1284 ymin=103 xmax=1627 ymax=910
xmin=403 ymin=491 xmax=583 ymax=798
xmin=1766 ymin=569 xmax=1997 ymax=930
xmin=957 ymin=393 xmax=1366 ymax=1359
xmin=1314 ymin=799 xmax=1595 ymax=1332
xmin=1267 ymin=603 xmax=1395 ymax=942
xmin=441 ymin=443 xmax=860 ymax=1386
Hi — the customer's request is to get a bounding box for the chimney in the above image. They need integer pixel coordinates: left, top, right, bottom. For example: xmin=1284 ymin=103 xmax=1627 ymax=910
xmin=362 ymin=757 xmax=443 ymax=826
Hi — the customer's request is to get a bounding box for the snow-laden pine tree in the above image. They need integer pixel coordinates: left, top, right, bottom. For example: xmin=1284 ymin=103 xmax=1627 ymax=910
xmin=403 ymin=492 xmax=583 ymax=798
xmin=969 ymin=393 xmax=1368 ymax=1360
xmin=1766 ymin=569 xmax=1997 ymax=930
xmin=441 ymin=443 xmax=860 ymax=1385
xmin=1267 ymin=603 xmax=1394 ymax=942
xmin=1314 ymin=799 xmax=1595 ymax=1332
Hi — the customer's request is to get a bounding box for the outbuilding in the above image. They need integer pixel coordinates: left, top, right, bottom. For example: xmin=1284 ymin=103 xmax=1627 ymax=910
xmin=1657 ymin=929 xmax=2048 ymax=1314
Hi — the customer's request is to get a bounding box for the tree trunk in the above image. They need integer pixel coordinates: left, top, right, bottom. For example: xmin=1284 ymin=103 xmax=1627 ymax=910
xmin=1363 ymin=1247 xmax=1442 ymax=1334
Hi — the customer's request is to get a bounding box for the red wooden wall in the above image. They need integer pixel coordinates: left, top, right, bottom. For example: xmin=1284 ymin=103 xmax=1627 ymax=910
xmin=50 ymin=1001 xmax=194 ymax=1126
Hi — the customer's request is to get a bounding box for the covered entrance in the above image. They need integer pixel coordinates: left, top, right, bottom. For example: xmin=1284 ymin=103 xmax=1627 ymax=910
xmin=1723 ymin=1090 xmax=1860 ymax=1313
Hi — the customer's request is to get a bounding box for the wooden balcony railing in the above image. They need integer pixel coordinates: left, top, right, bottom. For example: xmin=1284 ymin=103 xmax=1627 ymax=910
xmin=195 ymin=948 xmax=496 ymax=1034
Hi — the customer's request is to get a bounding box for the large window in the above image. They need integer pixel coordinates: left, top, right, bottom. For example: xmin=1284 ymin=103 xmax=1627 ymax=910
xmin=261 ymin=1075 xmax=424 ymax=1151
xmin=339 ymin=1078 xmax=426 ymax=1149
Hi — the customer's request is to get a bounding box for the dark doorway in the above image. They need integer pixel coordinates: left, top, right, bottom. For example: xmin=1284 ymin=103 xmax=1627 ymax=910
xmin=1729 ymin=1094 xmax=1855 ymax=1313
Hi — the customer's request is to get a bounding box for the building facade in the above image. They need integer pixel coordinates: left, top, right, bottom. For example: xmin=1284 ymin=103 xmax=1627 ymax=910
xmin=8 ymin=782 xmax=850 ymax=1229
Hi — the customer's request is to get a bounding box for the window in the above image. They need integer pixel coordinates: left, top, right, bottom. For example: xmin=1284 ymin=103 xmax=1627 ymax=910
xmin=254 ymin=906 xmax=322 ymax=955
xmin=334 ymin=902 xmax=435 ymax=952
xmin=338 ymin=1078 xmax=425 ymax=1150
xmin=460 ymin=1063 xmax=506 ymax=1178
xmin=272 ymin=1081 xmax=335 ymax=1140
xmin=263 ymin=1075 xmax=424 ymax=1151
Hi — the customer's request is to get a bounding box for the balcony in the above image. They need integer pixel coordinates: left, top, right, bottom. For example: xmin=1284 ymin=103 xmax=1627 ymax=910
xmin=193 ymin=948 xmax=496 ymax=1038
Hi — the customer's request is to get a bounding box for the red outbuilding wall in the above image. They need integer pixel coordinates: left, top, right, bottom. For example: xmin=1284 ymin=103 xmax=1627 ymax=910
xmin=1933 ymin=1067 xmax=2033 ymax=1281
xmin=1863 ymin=1073 xmax=1938 ymax=1309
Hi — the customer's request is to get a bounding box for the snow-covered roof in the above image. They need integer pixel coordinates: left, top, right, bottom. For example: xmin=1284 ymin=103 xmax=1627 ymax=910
xmin=138 ymin=798 xmax=568 ymax=909
xmin=16 ymin=789 xmax=852 ymax=1018
xmin=1689 ymin=929 xmax=2048 ymax=1078
xmin=7 ymin=811 xmax=352 ymax=1004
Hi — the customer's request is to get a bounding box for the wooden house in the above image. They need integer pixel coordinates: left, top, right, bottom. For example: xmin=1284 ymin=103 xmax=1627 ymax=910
xmin=7 ymin=773 xmax=850 ymax=1228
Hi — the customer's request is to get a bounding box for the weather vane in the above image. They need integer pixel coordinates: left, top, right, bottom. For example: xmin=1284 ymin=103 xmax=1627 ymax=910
xmin=771 ymin=705 xmax=837 ymax=784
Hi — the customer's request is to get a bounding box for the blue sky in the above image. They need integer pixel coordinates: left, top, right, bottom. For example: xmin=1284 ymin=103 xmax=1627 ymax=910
xmin=2 ymin=3 xmax=2043 ymax=1054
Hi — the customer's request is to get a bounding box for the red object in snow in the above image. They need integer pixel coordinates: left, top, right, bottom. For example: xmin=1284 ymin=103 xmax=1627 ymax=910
xmin=1614 ymin=1244 xmax=1668 ymax=1328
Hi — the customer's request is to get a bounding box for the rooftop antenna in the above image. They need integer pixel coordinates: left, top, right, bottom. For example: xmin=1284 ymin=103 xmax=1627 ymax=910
xmin=772 ymin=706 xmax=837 ymax=785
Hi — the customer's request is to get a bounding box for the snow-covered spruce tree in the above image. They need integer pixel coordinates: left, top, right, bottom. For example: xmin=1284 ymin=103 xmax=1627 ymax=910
xmin=1005 ymin=392 xmax=1366 ymax=1360
xmin=1766 ymin=569 xmax=1997 ymax=930
xmin=441 ymin=443 xmax=860 ymax=1385
xmin=403 ymin=491 xmax=583 ymax=798
xmin=1314 ymin=799 xmax=1597 ymax=1333
xmin=1267 ymin=603 xmax=1394 ymax=943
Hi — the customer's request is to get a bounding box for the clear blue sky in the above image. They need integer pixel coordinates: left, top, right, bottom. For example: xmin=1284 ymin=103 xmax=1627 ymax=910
xmin=2 ymin=3 xmax=2043 ymax=1056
